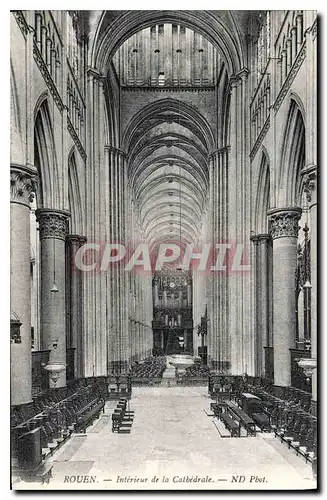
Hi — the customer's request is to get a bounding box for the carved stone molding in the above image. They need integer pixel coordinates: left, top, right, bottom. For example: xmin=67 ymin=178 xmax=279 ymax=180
xmin=67 ymin=117 xmax=87 ymax=161
xmin=234 ymin=68 xmax=250 ymax=81
xmin=10 ymin=165 xmax=37 ymax=207
xmin=105 ymin=145 xmax=127 ymax=158
xmin=36 ymin=209 xmax=70 ymax=241
xmin=251 ymin=233 xmax=272 ymax=244
xmin=250 ymin=234 xmax=260 ymax=245
xmin=250 ymin=116 xmax=271 ymax=162
xmin=121 ymin=86 xmax=215 ymax=93
xmin=87 ymin=67 xmax=105 ymax=80
xmin=208 ymin=146 xmax=230 ymax=161
xmin=302 ymin=165 xmax=317 ymax=204
xmin=274 ymin=43 xmax=306 ymax=113
xmin=67 ymin=234 xmax=87 ymax=248
xmin=12 ymin=11 xmax=29 ymax=38
xmin=268 ymin=207 xmax=302 ymax=240
xmin=228 ymin=68 xmax=250 ymax=94
xmin=33 ymin=42 xmax=64 ymax=114
xmin=310 ymin=18 xmax=317 ymax=40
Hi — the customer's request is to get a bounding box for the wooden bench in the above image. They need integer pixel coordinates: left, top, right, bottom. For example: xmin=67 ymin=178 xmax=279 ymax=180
xmin=75 ymin=399 xmax=105 ymax=433
xmin=220 ymin=413 xmax=239 ymax=437
xmin=252 ymin=412 xmax=270 ymax=431
xmin=210 ymin=402 xmax=225 ymax=417
xmin=225 ymin=401 xmax=256 ymax=436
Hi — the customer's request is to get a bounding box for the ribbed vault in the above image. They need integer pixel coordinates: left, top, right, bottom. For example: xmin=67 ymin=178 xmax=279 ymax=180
xmin=123 ymin=97 xmax=212 ymax=250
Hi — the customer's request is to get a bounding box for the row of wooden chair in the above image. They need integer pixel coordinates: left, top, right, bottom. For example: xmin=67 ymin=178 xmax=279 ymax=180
xmin=13 ymin=383 xmax=106 ymax=469
xmin=272 ymin=407 xmax=317 ymax=463
xmin=129 ymin=357 xmax=166 ymax=379
xmin=111 ymin=399 xmax=134 ymax=434
xmin=11 ymin=377 xmax=108 ymax=428
xmin=245 ymin=379 xmax=312 ymax=413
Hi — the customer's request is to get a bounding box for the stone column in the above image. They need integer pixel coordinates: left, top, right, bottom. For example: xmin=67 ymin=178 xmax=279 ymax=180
xmin=251 ymin=234 xmax=272 ymax=377
xmin=268 ymin=207 xmax=301 ymax=386
xmin=208 ymin=147 xmax=229 ymax=371
xmin=228 ymin=69 xmax=253 ymax=375
xmin=302 ymin=165 xmax=317 ymax=410
xmin=11 ymin=165 xmax=37 ymax=405
xmin=36 ymin=208 xmax=70 ymax=388
xmin=107 ymin=146 xmax=129 ymax=373
xmin=66 ymin=234 xmax=86 ymax=378
xmin=250 ymin=235 xmax=260 ymax=375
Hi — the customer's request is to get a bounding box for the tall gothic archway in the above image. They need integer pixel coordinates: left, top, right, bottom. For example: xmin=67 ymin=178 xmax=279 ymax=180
xmin=278 ymin=98 xmax=306 ymax=207
xmin=91 ymin=10 xmax=245 ymax=77
xmin=34 ymin=99 xmax=61 ymax=209
xmin=68 ymin=149 xmax=84 ymax=236
xmin=255 ymin=149 xmax=270 ymax=234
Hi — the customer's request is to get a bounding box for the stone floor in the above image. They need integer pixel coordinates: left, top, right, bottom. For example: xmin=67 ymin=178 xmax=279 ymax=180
xmin=16 ymin=387 xmax=317 ymax=490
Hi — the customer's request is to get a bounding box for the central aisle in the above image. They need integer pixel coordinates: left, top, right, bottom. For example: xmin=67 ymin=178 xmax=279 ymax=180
xmin=33 ymin=387 xmax=315 ymax=490
xmin=161 ymin=355 xmax=176 ymax=380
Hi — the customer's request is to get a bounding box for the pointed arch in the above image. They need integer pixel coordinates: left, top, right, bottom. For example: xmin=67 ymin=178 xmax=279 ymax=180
xmin=91 ymin=10 xmax=245 ymax=77
xmin=68 ymin=147 xmax=84 ymax=235
xmin=10 ymin=60 xmax=22 ymax=137
xmin=104 ymin=63 xmax=120 ymax=147
xmin=34 ymin=98 xmax=61 ymax=208
xmin=255 ymin=148 xmax=270 ymax=234
xmin=10 ymin=59 xmax=24 ymax=164
xmin=34 ymin=91 xmax=49 ymax=122
xmin=278 ymin=98 xmax=305 ymax=206
xmin=222 ymin=70 xmax=231 ymax=147
xmin=122 ymin=97 xmax=216 ymax=154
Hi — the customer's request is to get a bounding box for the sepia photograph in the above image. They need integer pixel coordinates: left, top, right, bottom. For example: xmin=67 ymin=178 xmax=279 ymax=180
xmin=9 ymin=7 xmax=318 ymax=491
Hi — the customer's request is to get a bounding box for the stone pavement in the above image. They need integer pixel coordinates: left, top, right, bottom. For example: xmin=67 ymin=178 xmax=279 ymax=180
xmin=16 ymin=387 xmax=316 ymax=490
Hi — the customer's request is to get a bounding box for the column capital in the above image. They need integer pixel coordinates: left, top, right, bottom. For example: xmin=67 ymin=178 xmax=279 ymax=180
xmin=250 ymin=233 xmax=272 ymax=243
xmin=257 ymin=233 xmax=272 ymax=242
xmin=208 ymin=146 xmax=230 ymax=160
xmin=229 ymin=68 xmax=250 ymax=87
xmin=250 ymin=234 xmax=260 ymax=244
xmin=301 ymin=164 xmax=317 ymax=204
xmin=36 ymin=208 xmax=70 ymax=241
xmin=67 ymin=234 xmax=87 ymax=246
xmin=104 ymin=145 xmax=127 ymax=158
xmin=268 ymin=207 xmax=302 ymax=240
xmin=87 ymin=67 xmax=106 ymax=80
xmin=10 ymin=163 xmax=37 ymax=207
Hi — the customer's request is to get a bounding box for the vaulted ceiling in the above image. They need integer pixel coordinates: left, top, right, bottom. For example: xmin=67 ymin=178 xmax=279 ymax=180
xmin=97 ymin=13 xmax=239 ymax=252
xmin=123 ymin=96 xmax=214 ymax=249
